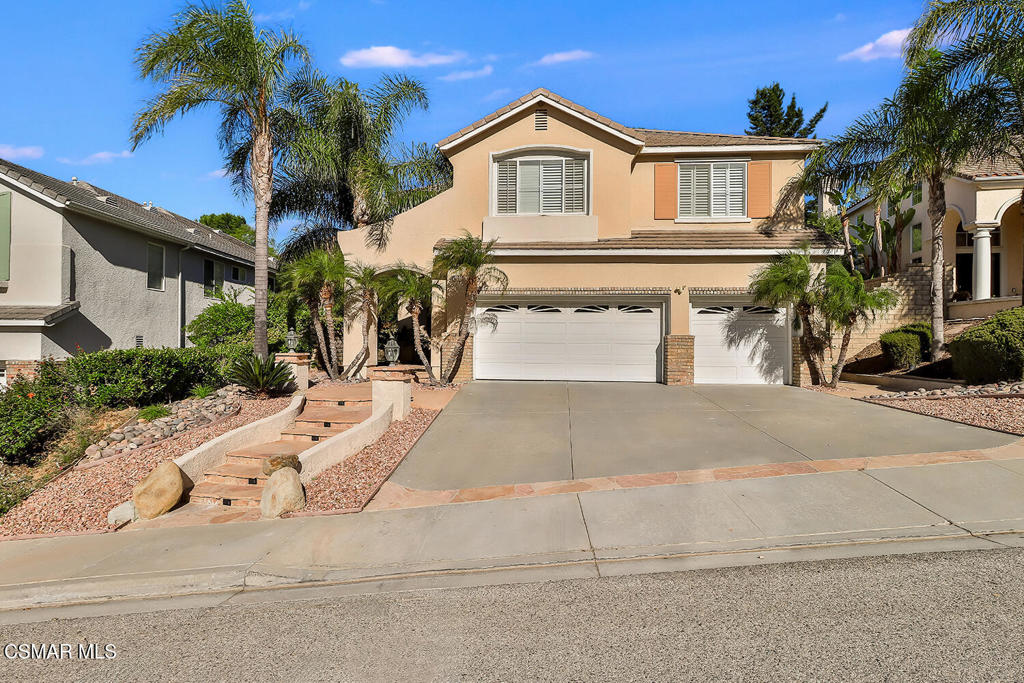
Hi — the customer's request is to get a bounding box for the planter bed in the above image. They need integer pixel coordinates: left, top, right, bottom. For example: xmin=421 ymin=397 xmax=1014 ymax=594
xmin=862 ymin=396 xmax=1024 ymax=436
xmin=0 ymin=397 xmax=289 ymax=538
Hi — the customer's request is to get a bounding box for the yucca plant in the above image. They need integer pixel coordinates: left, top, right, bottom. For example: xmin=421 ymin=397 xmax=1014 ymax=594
xmin=227 ymin=355 xmax=294 ymax=397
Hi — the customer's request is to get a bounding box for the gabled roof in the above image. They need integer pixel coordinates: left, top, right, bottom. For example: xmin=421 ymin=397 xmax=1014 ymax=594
xmin=436 ymin=88 xmax=821 ymax=153
xmin=0 ymin=158 xmax=265 ymax=266
xmin=956 ymin=155 xmax=1023 ymax=180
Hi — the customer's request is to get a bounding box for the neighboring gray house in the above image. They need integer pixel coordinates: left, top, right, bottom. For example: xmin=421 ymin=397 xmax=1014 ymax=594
xmin=0 ymin=158 xmax=271 ymax=385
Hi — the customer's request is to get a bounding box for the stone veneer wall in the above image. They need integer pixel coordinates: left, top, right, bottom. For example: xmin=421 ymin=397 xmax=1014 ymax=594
xmin=441 ymin=334 xmax=474 ymax=384
xmin=6 ymin=360 xmax=41 ymax=382
xmin=663 ymin=335 xmax=694 ymax=385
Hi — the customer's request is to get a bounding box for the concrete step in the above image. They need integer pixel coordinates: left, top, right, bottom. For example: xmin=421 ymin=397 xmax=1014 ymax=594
xmin=280 ymin=425 xmax=351 ymax=442
xmin=226 ymin=439 xmax=312 ymax=465
xmin=305 ymin=382 xmax=372 ymax=407
xmin=203 ymin=462 xmax=267 ymax=486
xmin=189 ymin=482 xmax=263 ymax=508
xmin=294 ymin=405 xmax=372 ymax=428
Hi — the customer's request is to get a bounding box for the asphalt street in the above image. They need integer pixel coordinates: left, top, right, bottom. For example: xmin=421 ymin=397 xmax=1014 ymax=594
xmin=3 ymin=548 xmax=1024 ymax=681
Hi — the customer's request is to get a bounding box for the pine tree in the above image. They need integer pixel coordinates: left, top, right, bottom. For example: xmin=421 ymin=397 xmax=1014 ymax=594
xmin=745 ymin=83 xmax=828 ymax=138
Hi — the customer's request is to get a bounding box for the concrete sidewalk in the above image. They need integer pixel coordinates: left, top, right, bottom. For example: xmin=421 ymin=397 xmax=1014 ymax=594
xmin=4 ymin=459 xmax=1024 ymax=617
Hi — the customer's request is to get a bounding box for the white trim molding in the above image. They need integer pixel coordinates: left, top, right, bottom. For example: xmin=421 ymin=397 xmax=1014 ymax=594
xmin=438 ymin=94 xmax=645 ymax=152
xmin=641 ymin=143 xmax=819 ymax=155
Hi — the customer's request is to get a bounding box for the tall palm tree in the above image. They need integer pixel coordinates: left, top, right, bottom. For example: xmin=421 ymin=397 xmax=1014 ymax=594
xmin=272 ymin=72 xmax=452 ymax=251
xmin=431 ymin=233 xmax=508 ymax=385
xmin=132 ymin=0 xmax=309 ymax=358
xmin=382 ymin=266 xmax=442 ymax=385
xmin=342 ymin=263 xmax=386 ymax=379
xmin=824 ymin=53 xmax=992 ymax=358
xmin=905 ymin=1 xmax=1024 ymax=300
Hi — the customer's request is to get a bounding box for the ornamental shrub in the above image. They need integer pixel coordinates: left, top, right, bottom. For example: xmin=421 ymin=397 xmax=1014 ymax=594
xmin=63 ymin=348 xmax=225 ymax=408
xmin=186 ymin=291 xmax=313 ymax=353
xmin=879 ymin=322 xmax=932 ymax=369
xmin=0 ymin=362 xmax=72 ymax=465
xmin=949 ymin=307 xmax=1024 ymax=384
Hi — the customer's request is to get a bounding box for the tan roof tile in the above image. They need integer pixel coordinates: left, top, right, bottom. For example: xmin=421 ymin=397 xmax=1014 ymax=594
xmin=437 ymin=228 xmax=835 ymax=251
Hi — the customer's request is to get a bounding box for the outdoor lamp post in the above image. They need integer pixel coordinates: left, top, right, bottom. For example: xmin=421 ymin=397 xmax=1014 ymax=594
xmin=286 ymin=328 xmax=298 ymax=353
xmin=384 ymin=336 xmax=400 ymax=366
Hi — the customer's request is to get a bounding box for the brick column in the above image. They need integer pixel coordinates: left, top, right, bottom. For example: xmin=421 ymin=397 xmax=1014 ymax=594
xmin=663 ymin=335 xmax=694 ymax=385
xmin=6 ymin=360 xmax=41 ymax=382
xmin=441 ymin=334 xmax=474 ymax=384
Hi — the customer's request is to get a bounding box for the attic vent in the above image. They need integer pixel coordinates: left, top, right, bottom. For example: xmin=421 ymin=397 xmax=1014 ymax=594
xmin=105 ymin=196 xmax=118 ymax=206
xmin=534 ymin=109 xmax=548 ymax=131
xmin=135 ymin=335 xmax=144 ymax=348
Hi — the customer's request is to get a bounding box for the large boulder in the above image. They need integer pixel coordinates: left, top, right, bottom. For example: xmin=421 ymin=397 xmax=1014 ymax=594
xmin=260 ymin=467 xmax=305 ymax=519
xmin=261 ymin=453 xmax=301 ymax=477
xmin=132 ymin=461 xmax=185 ymax=520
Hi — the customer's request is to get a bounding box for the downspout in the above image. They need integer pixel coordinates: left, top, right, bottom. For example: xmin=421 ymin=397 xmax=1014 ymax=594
xmin=178 ymin=245 xmax=191 ymax=348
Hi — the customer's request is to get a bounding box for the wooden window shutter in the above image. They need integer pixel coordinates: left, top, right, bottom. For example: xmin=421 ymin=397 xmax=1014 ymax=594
xmin=747 ymin=161 xmax=772 ymax=218
xmin=653 ymin=163 xmax=677 ymax=220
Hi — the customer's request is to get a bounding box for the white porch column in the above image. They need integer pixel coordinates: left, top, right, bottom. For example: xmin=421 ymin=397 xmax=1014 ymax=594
xmin=971 ymin=222 xmax=998 ymax=300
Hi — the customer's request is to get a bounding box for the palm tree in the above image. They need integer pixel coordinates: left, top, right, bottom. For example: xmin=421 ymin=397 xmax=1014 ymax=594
xmin=272 ymin=72 xmax=452 ymax=250
xmin=750 ymin=247 xmax=827 ymax=384
xmin=824 ymin=53 xmax=992 ymax=358
xmin=341 ymin=263 xmax=385 ymax=379
xmin=431 ymin=233 xmax=508 ymax=385
xmin=905 ymin=1 xmax=1024 ymax=301
xmin=383 ymin=266 xmax=442 ymax=384
xmin=132 ymin=0 xmax=309 ymax=358
xmin=818 ymin=262 xmax=899 ymax=387
xmin=281 ymin=249 xmax=347 ymax=379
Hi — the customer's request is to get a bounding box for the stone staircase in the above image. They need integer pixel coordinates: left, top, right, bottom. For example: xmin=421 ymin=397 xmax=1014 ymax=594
xmin=188 ymin=383 xmax=372 ymax=508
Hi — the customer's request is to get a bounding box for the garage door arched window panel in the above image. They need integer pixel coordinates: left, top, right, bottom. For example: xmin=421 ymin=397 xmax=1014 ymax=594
xmin=742 ymin=305 xmax=782 ymax=315
xmin=526 ymin=304 xmax=562 ymax=313
xmin=495 ymin=152 xmax=588 ymax=216
xmin=696 ymin=306 xmax=733 ymax=315
xmin=483 ymin=304 xmax=519 ymax=313
xmin=619 ymin=305 xmax=654 ymax=314
xmin=574 ymin=304 xmax=609 ymax=313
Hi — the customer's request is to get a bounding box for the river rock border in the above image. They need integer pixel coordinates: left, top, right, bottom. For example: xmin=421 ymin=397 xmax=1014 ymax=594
xmin=865 ymin=380 xmax=1024 ymax=401
xmin=75 ymin=387 xmax=245 ymax=471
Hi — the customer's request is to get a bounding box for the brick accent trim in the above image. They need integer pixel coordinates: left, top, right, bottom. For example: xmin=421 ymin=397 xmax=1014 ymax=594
xmin=664 ymin=335 xmax=694 ymax=385
xmin=6 ymin=360 xmax=40 ymax=382
xmin=442 ymin=335 xmax=474 ymax=384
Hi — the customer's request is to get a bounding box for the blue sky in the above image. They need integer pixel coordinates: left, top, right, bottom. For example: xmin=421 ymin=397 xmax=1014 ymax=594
xmin=1 ymin=0 xmax=922 ymax=243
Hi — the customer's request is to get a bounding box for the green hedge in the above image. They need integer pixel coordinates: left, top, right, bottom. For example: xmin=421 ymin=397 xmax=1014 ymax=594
xmin=63 ymin=348 xmax=227 ymax=408
xmin=949 ymin=307 xmax=1024 ymax=384
xmin=879 ymin=322 xmax=932 ymax=369
xmin=0 ymin=361 xmax=72 ymax=465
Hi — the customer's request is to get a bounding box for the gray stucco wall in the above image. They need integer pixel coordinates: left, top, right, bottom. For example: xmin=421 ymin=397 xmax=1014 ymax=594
xmin=179 ymin=250 xmax=255 ymax=346
xmin=51 ymin=214 xmax=183 ymax=356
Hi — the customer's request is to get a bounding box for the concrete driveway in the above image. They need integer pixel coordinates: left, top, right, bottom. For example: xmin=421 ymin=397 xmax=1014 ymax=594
xmin=391 ymin=382 xmax=1016 ymax=490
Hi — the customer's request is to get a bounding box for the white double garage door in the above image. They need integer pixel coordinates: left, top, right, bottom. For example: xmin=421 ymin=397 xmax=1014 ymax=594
xmin=473 ymin=300 xmax=789 ymax=384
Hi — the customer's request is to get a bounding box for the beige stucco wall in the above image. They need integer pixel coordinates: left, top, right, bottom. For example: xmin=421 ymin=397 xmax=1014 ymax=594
xmin=0 ymin=179 xmax=63 ymax=306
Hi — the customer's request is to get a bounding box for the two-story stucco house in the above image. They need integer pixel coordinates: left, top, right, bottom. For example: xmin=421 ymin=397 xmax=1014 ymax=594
xmin=847 ymin=157 xmax=1023 ymax=321
xmin=339 ymin=88 xmax=839 ymax=385
xmin=0 ymin=159 xmax=268 ymax=385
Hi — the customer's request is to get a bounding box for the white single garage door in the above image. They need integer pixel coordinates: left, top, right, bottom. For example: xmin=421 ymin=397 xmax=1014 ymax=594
xmin=690 ymin=304 xmax=789 ymax=384
xmin=474 ymin=302 xmax=662 ymax=382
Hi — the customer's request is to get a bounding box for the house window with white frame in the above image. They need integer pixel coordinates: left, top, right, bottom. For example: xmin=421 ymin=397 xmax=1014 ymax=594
xmin=912 ymin=181 xmax=923 ymax=205
xmin=911 ymin=222 xmax=923 ymax=253
xmin=495 ymin=153 xmax=587 ymax=215
xmin=677 ymin=161 xmax=747 ymax=219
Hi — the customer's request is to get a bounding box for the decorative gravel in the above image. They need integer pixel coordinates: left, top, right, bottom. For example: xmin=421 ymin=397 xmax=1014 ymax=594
xmin=0 ymin=397 xmax=290 ymax=538
xmin=303 ymin=408 xmax=438 ymax=512
xmin=865 ymin=380 xmax=1024 ymax=400
xmin=864 ymin=396 xmax=1024 ymax=435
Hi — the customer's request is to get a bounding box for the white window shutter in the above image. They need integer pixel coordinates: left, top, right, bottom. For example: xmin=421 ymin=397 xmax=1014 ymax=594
xmin=541 ymin=160 xmax=563 ymax=213
xmin=518 ymin=160 xmax=541 ymax=213
xmin=564 ymin=159 xmax=585 ymax=213
xmin=497 ymin=160 xmax=517 ymax=214
xmin=711 ymin=164 xmax=729 ymax=216
xmin=693 ymin=164 xmax=710 ymax=216
xmin=727 ymin=163 xmax=746 ymax=216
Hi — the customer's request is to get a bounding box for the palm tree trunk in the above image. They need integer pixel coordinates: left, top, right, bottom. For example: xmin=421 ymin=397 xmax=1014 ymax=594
xmin=309 ymin=304 xmax=333 ymax=380
xmin=840 ymin=210 xmax=855 ymax=272
xmin=251 ymin=125 xmax=273 ymax=359
xmin=442 ymin=276 xmax=477 ymax=384
xmin=321 ymin=288 xmax=340 ymax=379
xmin=873 ymin=204 xmax=885 ymax=277
xmin=828 ymin=324 xmax=855 ymax=388
xmin=342 ymin=292 xmax=373 ymax=379
xmin=409 ymin=302 xmax=437 ymax=385
xmin=927 ymin=173 xmax=947 ymax=358
xmin=796 ymin=306 xmax=826 ymax=385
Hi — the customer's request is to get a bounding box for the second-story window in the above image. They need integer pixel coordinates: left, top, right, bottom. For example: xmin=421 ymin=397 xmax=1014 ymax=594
xmin=495 ymin=155 xmax=587 ymax=215
xmin=147 ymin=243 xmax=164 ymax=291
xmin=204 ymin=259 xmax=224 ymax=298
xmin=677 ymin=161 xmax=746 ymax=219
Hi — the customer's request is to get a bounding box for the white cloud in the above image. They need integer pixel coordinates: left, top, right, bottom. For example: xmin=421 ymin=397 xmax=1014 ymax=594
xmin=839 ymin=28 xmax=910 ymax=62
xmin=0 ymin=144 xmax=44 ymax=160
xmin=56 ymin=150 xmax=133 ymax=165
xmin=440 ymin=64 xmax=493 ymax=81
xmin=206 ymin=168 xmax=229 ymax=179
xmin=254 ymin=1 xmax=311 ymax=22
xmin=482 ymin=88 xmax=511 ymax=102
xmin=340 ymin=46 xmax=464 ymax=68
xmin=534 ymin=49 xmax=594 ymax=66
